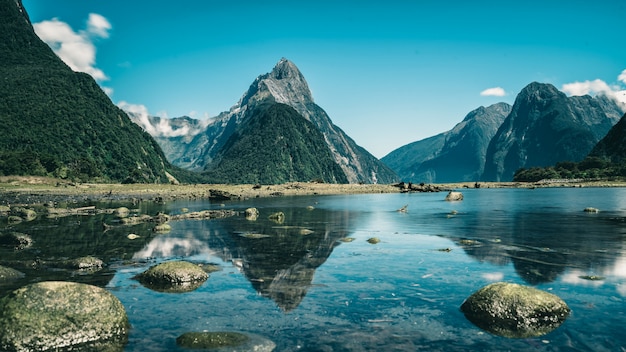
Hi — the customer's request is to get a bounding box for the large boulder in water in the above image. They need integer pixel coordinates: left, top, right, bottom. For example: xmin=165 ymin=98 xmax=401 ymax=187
xmin=460 ymin=282 xmax=570 ymax=338
xmin=0 ymin=281 xmax=129 ymax=351
xmin=135 ymin=261 xmax=208 ymax=293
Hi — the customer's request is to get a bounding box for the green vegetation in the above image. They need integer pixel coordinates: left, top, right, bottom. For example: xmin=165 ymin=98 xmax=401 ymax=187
xmin=203 ymin=103 xmax=349 ymax=184
xmin=513 ymin=158 xmax=626 ymax=182
xmin=0 ymin=0 xmax=183 ymax=183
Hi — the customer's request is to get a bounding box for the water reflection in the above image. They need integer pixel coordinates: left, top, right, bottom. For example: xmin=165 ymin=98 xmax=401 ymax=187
xmin=209 ymin=207 xmax=356 ymax=311
xmin=442 ymin=210 xmax=626 ymax=285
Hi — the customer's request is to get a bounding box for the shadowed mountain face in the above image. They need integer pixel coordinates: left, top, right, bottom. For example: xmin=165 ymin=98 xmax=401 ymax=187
xmin=0 ymin=0 xmax=173 ymax=183
xmin=588 ymin=112 xmax=626 ymax=163
xmin=382 ymin=103 xmax=511 ymax=183
xmin=482 ymin=82 xmax=623 ymax=181
xmin=142 ymin=58 xmax=398 ymax=184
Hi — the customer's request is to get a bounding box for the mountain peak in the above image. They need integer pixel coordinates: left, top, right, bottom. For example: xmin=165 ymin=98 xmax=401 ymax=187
xmin=517 ymin=82 xmax=564 ymax=102
xmin=239 ymin=58 xmax=314 ymax=109
xmin=270 ymin=58 xmax=302 ymax=80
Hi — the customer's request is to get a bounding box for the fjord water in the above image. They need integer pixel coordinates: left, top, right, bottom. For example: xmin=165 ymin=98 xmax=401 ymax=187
xmin=2 ymin=188 xmax=626 ymax=351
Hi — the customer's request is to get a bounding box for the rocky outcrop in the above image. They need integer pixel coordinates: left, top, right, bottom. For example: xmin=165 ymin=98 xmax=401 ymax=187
xmin=482 ymin=83 xmax=623 ymax=181
xmin=0 ymin=281 xmax=129 ymax=351
xmin=382 ymin=103 xmax=510 ymax=183
xmin=135 ymin=261 xmax=209 ymax=293
xmin=460 ymin=282 xmax=570 ymax=338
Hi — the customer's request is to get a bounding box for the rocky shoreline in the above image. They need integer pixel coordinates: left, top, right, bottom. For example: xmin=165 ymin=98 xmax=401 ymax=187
xmin=1 ymin=176 xmax=625 ymax=207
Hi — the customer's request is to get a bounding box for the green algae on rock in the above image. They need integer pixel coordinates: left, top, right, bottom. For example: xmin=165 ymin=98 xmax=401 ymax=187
xmin=460 ymin=282 xmax=570 ymax=338
xmin=0 ymin=281 xmax=129 ymax=351
xmin=135 ymin=261 xmax=208 ymax=293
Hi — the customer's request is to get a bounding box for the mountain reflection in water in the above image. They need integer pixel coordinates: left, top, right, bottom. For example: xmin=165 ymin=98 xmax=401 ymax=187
xmin=2 ymin=188 xmax=626 ymax=351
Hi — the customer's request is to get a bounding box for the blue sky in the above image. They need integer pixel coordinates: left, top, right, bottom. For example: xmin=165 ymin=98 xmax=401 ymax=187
xmin=22 ymin=0 xmax=626 ymax=158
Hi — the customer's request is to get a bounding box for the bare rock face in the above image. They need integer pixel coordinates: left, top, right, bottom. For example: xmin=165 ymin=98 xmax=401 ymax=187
xmin=460 ymin=282 xmax=570 ymax=338
xmin=0 ymin=281 xmax=129 ymax=351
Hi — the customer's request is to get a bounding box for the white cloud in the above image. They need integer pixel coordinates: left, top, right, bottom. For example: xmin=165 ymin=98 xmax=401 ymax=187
xmin=480 ymin=87 xmax=506 ymax=97
xmin=33 ymin=13 xmax=111 ymax=82
xmin=118 ymin=101 xmax=209 ymax=138
xmin=561 ymin=70 xmax=626 ymax=106
xmin=619 ymin=69 xmax=626 ymax=85
xmin=86 ymin=13 xmax=111 ymax=38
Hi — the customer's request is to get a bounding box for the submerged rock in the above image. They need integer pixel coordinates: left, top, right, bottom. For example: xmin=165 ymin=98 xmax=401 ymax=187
xmin=460 ymin=282 xmax=570 ymax=338
xmin=0 ymin=232 xmax=33 ymax=250
xmin=175 ymin=331 xmax=275 ymax=351
xmin=0 ymin=281 xmax=129 ymax=351
xmin=61 ymin=256 xmax=104 ymax=270
xmin=135 ymin=261 xmax=208 ymax=293
xmin=583 ymin=207 xmax=599 ymax=213
xmin=0 ymin=265 xmax=24 ymax=280
xmin=367 ymin=237 xmax=381 ymax=244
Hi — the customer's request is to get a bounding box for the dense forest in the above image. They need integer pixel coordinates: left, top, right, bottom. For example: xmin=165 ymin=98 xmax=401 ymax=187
xmin=203 ymin=103 xmax=349 ymax=184
xmin=0 ymin=0 xmax=185 ymax=183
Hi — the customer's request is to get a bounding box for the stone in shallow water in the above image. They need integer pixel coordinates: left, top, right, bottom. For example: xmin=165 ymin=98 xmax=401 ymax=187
xmin=0 ymin=265 xmax=24 ymax=280
xmin=460 ymin=282 xmax=570 ymax=338
xmin=176 ymin=331 xmax=276 ymax=351
xmin=135 ymin=261 xmax=208 ymax=293
xmin=0 ymin=281 xmax=129 ymax=351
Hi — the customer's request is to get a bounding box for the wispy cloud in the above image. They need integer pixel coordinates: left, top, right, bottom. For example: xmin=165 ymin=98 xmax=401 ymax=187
xmin=480 ymin=87 xmax=506 ymax=97
xmin=118 ymin=101 xmax=209 ymax=138
xmin=33 ymin=13 xmax=111 ymax=82
xmin=561 ymin=70 xmax=626 ymax=106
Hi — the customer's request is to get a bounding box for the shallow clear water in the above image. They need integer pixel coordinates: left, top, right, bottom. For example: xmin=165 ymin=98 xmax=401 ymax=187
xmin=2 ymin=187 xmax=626 ymax=351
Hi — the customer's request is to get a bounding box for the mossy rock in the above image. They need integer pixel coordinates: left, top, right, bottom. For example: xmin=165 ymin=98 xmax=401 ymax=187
xmin=176 ymin=331 xmax=276 ymax=351
xmin=0 ymin=232 xmax=33 ymax=249
xmin=113 ymin=207 xmax=130 ymax=218
xmin=10 ymin=207 xmax=37 ymax=221
xmin=0 ymin=281 xmax=129 ymax=351
xmin=135 ymin=261 xmax=208 ymax=293
xmin=0 ymin=265 xmax=24 ymax=280
xmin=61 ymin=256 xmax=104 ymax=270
xmin=153 ymin=223 xmax=172 ymax=233
xmin=176 ymin=331 xmax=248 ymax=349
xmin=367 ymin=237 xmax=381 ymax=244
xmin=460 ymin=282 xmax=570 ymax=338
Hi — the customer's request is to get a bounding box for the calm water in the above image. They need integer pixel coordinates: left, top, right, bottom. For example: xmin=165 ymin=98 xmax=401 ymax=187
xmin=2 ymin=187 xmax=626 ymax=351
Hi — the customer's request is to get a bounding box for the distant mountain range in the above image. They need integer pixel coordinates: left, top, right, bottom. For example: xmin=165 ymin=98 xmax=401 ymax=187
xmin=382 ymin=103 xmax=511 ymax=183
xmin=0 ymin=0 xmax=178 ymax=183
xmin=383 ymin=82 xmax=625 ymax=182
xmin=132 ymin=58 xmax=398 ymax=184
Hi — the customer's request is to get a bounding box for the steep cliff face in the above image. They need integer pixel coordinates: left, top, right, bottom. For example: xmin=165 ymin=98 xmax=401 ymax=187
xmin=0 ymin=0 xmax=173 ymax=182
xmin=482 ymin=82 xmax=622 ymax=181
xmin=382 ymin=103 xmax=511 ymax=183
xmin=153 ymin=58 xmax=397 ymax=183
